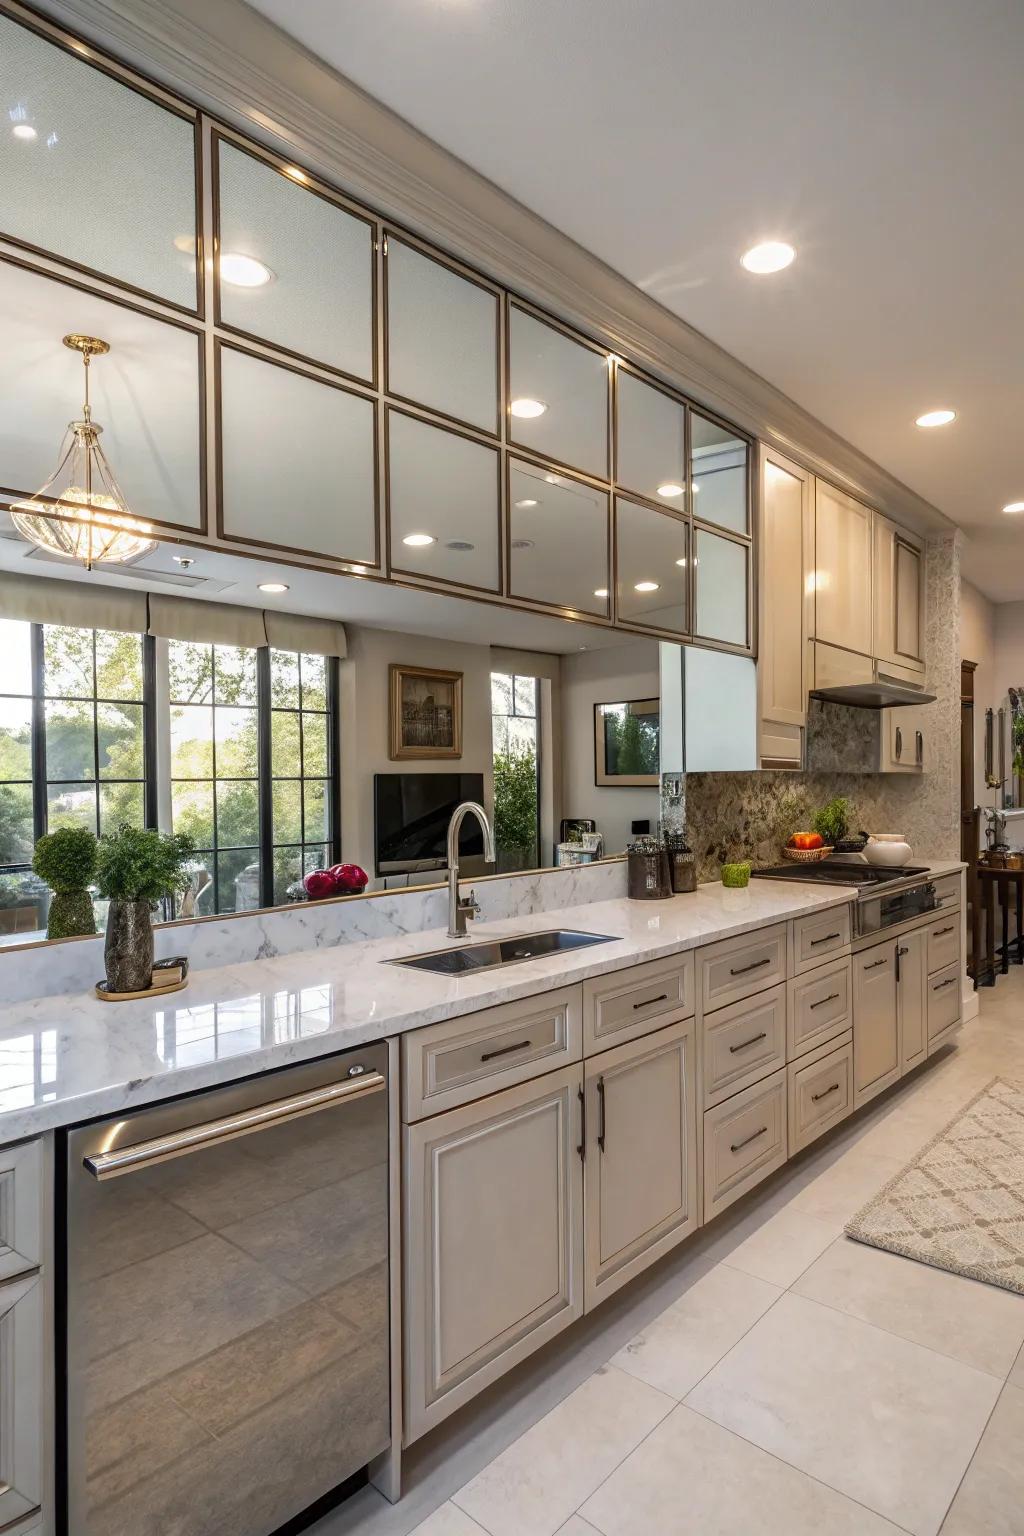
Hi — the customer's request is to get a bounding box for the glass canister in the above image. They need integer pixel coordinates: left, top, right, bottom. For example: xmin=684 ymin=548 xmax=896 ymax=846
xmin=627 ymin=837 xmax=672 ymax=900
xmin=664 ymin=833 xmax=697 ymax=894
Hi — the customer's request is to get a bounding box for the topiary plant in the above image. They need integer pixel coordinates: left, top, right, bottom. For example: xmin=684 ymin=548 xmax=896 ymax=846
xmin=32 ymin=825 xmax=98 ymax=940
xmin=94 ymin=824 xmax=196 ymax=904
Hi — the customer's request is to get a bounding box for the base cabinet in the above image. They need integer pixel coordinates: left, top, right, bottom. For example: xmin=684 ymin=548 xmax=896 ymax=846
xmin=583 ymin=1018 xmax=697 ymax=1310
xmin=853 ymin=940 xmax=900 ymax=1106
xmin=403 ymin=1065 xmax=584 ymax=1442
xmin=897 ymin=928 xmax=928 ymax=1071
xmin=0 ymin=1271 xmax=43 ymax=1530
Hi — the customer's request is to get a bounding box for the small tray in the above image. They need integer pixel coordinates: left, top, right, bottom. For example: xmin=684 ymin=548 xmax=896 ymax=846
xmin=781 ymin=844 xmax=834 ymax=864
xmin=96 ymin=973 xmax=188 ymax=1003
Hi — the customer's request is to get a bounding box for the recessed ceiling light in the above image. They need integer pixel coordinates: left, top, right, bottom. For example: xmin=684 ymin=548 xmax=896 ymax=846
xmin=402 ymin=532 xmax=435 ymax=547
xmin=1003 ymin=502 xmax=1024 ymax=514
xmin=173 ymin=233 xmax=196 ymax=254
xmin=544 ymin=474 xmax=561 ymax=485
xmin=220 ymin=252 xmax=274 ymax=288
xmin=657 ymin=482 xmax=684 ymax=498
xmin=915 ymin=408 xmax=956 ymax=428
xmin=510 ymin=538 xmax=535 ymax=550
xmin=634 ymin=581 xmax=660 ymax=593
xmin=172 ymin=555 xmax=195 ymax=568
xmin=511 ymin=397 xmax=547 ymax=419
xmin=675 ymin=558 xmax=687 ymax=567
xmin=258 ymin=581 xmax=289 ymax=593
xmin=741 ymin=240 xmax=795 ymax=274
xmin=594 ymin=588 xmax=609 ymax=599
xmin=12 ymin=122 xmax=36 ymax=141
xmin=284 ymin=165 xmax=308 ymax=183
xmin=515 ymin=498 xmax=538 ymax=508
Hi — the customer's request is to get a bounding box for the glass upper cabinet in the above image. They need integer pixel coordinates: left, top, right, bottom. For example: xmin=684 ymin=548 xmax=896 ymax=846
xmin=507 ymin=304 xmax=609 ymax=479
xmin=219 ymin=346 xmax=377 ymax=565
xmin=0 ymin=15 xmax=199 ymax=310
xmin=387 ymin=410 xmax=500 ymax=593
xmin=215 ymin=137 xmax=375 ymax=383
xmin=385 ymin=236 xmax=499 ymax=435
xmin=0 ymin=259 xmax=203 ymax=531
xmin=615 ymin=497 xmax=688 ymax=635
xmin=693 ymin=528 xmax=749 ymax=649
xmin=508 ymin=459 xmax=609 ymax=617
xmin=615 ymin=368 xmax=686 ymax=506
xmin=690 ymin=413 xmax=749 ymax=534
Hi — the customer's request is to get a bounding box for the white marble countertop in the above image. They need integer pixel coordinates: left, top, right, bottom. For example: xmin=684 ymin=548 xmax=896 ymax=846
xmin=0 ymin=861 xmax=963 ymax=1141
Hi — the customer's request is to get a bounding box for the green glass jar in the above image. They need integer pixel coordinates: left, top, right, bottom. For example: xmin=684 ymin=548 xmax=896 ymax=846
xmin=721 ymin=861 xmax=752 ymax=889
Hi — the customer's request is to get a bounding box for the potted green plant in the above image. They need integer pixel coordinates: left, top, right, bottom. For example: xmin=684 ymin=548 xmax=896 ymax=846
xmin=95 ymin=824 xmax=195 ymax=993
xmin=813 ymin=795 xmax=851 ymax=848
xmin=493 ymin=744 xmax=538 ymax=872
xmin=31 ymin=825 xmax=98 ymax=940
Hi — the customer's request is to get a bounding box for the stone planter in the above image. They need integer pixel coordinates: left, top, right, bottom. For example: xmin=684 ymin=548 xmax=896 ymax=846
xmin=104 ymin=898 xmax=154 ymax=994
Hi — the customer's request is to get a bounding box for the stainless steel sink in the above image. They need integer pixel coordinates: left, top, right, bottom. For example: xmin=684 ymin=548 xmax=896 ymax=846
xmin=388 ymin=928 xmax=616 ymax=976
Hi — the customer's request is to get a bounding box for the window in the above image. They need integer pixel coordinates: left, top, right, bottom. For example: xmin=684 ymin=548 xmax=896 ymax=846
xmin=490 ymin=672 xmax=540 ymax=870
xmin=269 ymin=649 xmax=335 ymax=904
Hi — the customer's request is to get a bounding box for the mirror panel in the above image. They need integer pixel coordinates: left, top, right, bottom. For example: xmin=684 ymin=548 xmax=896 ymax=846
xmin=216 ymin=138 xmax=375 ymax=382
xmin=691 ymin=413 xmax=749 ymax=534
xmin=694 ymin=529 xmax=749 ymax=648
xmin=0 ymin=15 xmax=198 ymax=309
xmin=683 ymin=649 xmax=757 ymax=770
xmin=219 ymin=346 xmax=377 ymax=563
xmin=615 ymin=369 xmax=686 ymax=504
xmin=615 ymin=497 xmax=688 ymax=635
xmin=385 ymin=236 xmax=499 ymax=433
xmin=509 ymin=460 xmax=609 ymax=616
xmin=0 ymin=258 xmax=203 ymax=530
xmin=508 ymin=305 xmax=609 ymax=478
xmin=387 ymin=410 xmax=500 ymax=592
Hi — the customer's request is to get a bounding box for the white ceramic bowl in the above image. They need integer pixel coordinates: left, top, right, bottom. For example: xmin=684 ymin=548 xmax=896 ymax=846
xmin=864 ymin=833 xmax=913 ymax=867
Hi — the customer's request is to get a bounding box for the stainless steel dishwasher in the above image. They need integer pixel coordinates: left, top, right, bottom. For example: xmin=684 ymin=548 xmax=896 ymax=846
xmin=63 ymin=1043 xmax=390 ymax=1536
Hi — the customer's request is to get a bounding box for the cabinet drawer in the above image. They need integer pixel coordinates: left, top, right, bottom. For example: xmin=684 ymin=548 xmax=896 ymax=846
xmin=791 ymin=906 xmax=851 ymax=975
xmin=703 ymin=1069 xmax=787 ymax=1221
xmin=0 ymin=1139 xmax=42 ymax=1283
xmin=926 ymin=915 xmax=960 ymax=976
xmin=698 ymin=924 xmax=787 ymax=1015
xmin=931 ymin=873 xmax=961 ymax=911
xmin=788 ymin=1034 xmax=854 ymax=1154
xmin=583 ymin=953 xmax=694 ymax=1054
xmin=927 ymin=963 xmax=961 ymax=1042
xmin=702 ymin=984 xmax=787 ymax=1109
xmin=788 ymin=956 xmax=852 ymax=1060
xmin=402 ymin=986 xmax=582 ymax=1120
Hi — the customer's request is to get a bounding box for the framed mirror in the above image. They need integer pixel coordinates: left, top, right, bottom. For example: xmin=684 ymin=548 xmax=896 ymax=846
xmin=615 ymin=367 xmax=686 ymax=505
xmin=507 ymin=303 xmax=609 ymax=479
xmin=693 ymin=528 xmax=749 ymax=649
xmin=594 ymin=698 xmax=660 ymax=786
xmin=508 ymin=459 xmax=609 ymax=616
xmin=615 ymin=496 xmax=688 ymax=635
xmin=387 ymin=409 xmax=501 ymax=593
xmin=691 ymin=412 xmax=749 ymax=534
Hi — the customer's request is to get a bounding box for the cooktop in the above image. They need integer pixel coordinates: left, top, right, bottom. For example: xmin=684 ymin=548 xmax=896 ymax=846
xmin=750 ymin=862 xmax=931 ymax=888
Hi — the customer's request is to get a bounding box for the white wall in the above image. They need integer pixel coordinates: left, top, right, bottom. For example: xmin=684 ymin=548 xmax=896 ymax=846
xmin=561 ymin=640 xmax=660 ymax=855
xmin=960 ymin=578 xmax=995 ymax=804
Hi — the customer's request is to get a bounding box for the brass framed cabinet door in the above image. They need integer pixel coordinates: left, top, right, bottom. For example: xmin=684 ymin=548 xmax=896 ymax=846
xmin=403 ymin=1064 xmax=584 ymax=1442
xmin=583 ymin=1018 xmax=698 ymax=1311
xmin=897 ymin=927 xmax=928 ymax=1073
xmin=853 ymin=939 xmax=900 ymax=1107
xmin=0 ymin=1272 xmax=43 ymax=1529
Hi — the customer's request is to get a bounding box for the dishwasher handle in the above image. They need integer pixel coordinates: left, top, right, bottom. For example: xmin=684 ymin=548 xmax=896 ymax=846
xmin=83 ymin=1069 xmax=386 ymax=1181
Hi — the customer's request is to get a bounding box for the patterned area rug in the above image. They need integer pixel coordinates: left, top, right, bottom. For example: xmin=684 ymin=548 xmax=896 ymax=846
xmin=846 ymin=1078 xmax=1024 ymax=1295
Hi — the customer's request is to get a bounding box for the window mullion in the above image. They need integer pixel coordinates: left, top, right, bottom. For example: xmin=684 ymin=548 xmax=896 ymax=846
xmin=30 ymin=623 xmax=46 ymax=843
xmin=257 ymin=647 xmax=274 ymax=907
xmin=327 ymin=656 xmax=342 ymax=865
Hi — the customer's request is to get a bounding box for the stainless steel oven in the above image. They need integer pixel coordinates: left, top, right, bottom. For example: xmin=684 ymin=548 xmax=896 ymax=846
xmin=63 ymin=1044 xmax=390 ymax=1536
xmin=855 ymin=877 xmax=937 ymax=938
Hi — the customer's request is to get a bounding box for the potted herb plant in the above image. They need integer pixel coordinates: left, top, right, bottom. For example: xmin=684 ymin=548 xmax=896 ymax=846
xmin=32 ymin=825 xmax=98 ymax=940
xmin=95 ymin=824 xmax=195 ymax=994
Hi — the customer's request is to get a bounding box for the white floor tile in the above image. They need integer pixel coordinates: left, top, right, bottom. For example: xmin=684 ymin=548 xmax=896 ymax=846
xmin=794 ymin=1236 xmax=1024 ymax=1378
xmin=787 ymin=1150 xmax=906 ymax=1234
xmin=408 ymin=1505 xmax=489 ymax=1536
xmin=941 ymin=1383 xmax=1024 ymax=1535
xmin=1007 ymin=1339 xmax=1024 ymax=1392
xmin=609 ymin=1261 xmax=780 ymax=1399
xmin=581 ymin=1403 xmax=904 ymax=1535
xmin=721 ymin=1206 xmax=837 ymax=1287
xmin=555 ymin=1520 xmax=602 ymax=1536
xmin=685 ymin=1291 xmax=1000 ymax=1536
xmin=451 ymin=1364 xmax=673 ymax=1536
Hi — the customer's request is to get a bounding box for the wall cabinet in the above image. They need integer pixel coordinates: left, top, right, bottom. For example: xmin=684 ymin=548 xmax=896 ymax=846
xmin=853 ymin=939 xmax=900 ymax=1106
xmin=813 ymin=481 xmax=874 ymax=657
xmin=583 ymin=1018 xmax=697 ymax=1309
xmin=758 ymin=447 xmax=812 ymax=767
xmin=882 ymin=707 xmax=928 ymax=773
xmin=873 ymin=514 xmax=925 ymax=674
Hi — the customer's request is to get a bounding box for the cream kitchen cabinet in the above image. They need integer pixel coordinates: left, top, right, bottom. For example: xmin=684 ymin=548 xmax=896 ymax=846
xmin=582 ymin=1017 xmax=698 ymax=1309
xmin=896 ymin=927 xmax=928 ymax=1072
xmin=0 ymin=1271 xmax=44 ymax=1531
xmin=853 ymin=938 xmax=900 ymax=1107
xmin=812 ymin=480 xmax=874 ymax=658
xmin=403 ymin=1063 xmax=584 ymax=1441
xmin=758 ymin=446 xmax=812 ymax=768
xmin=882 ymin=707 xmax=928 ymax=773
xmin=873 ymin=513 xmax=925 ymax=674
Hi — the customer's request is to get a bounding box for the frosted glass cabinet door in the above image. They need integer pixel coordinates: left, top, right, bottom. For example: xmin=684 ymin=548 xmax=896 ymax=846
xmin=509 ymin=460 xmax=609 ymax=616
xmin=386 ymin=237 xmax=499 ymax=433
xmin=690 ymin=414 xmax=749 ymax=534
xmin=0 ymin=259 xmax=203 ymax=531
xmin=219 ymin=347 xmax=377 ymax=564
xmin=615 ymin=370 xmax=686 ymax=506
xmin=615 ymin=497 xmax=688 ymax=634
xmin=0 ymin=15 xmax=199 ymax=309
xmin=387 ymin=411 xmax=500 ymax=592
xmin=508 ymin=306 xmax=609 ymax=479
xmin=216 ymin=138 xmax=375 ymax=382
xmin=694 ymin=529 xmax=749 ymax=648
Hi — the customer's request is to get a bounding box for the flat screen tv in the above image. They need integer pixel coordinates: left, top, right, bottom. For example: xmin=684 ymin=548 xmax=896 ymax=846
xmin=374 ymin=772 xmax=486 ymax=876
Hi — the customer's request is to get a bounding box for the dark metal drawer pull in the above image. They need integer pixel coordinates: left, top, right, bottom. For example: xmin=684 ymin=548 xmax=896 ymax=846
xmin=812 ymin=1081 xmax=841 ymax=1103
xmin=933 ymin=977 xmax=958 ymax=991
xmin=729 ymin=1030 xmax=768 ymax=1054
xmin=809 ymin=992 xmax=840 ymax=1011
xmin=933 ymin=925 xmax=955 ymax=937
xmin=577 ymin=1086 xmax=586 ymax=1161
xmin=480 ymin=1038 xmax=532 ymax=1062
xmin=729 ymin=957 xmax=771 ymax=977
xmin=633 ymin=992 xmax=669 ymax=1011
xmin=864 ymin=958 xmax=887 ymax=971
xmin=730 ymin=1125 xmax=769 ymax=1154
xmin=597 ymin=1076 xmax=607 ymax=1152
xmin=810 ymin=931 xmax=842 ymax=947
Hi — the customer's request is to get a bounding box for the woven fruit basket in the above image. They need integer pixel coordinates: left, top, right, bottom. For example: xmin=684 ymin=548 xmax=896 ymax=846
xmin=781 ymin=844 xmax=834 ymax=864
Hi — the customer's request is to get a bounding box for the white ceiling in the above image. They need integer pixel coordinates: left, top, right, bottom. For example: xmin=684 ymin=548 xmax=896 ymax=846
xmin=246 ymin=0 xmax=1024 ymax=602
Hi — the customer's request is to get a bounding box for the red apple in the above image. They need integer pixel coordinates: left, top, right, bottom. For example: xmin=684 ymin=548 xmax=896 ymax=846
xmin=303 ymin=869 xmax=336 ymax=899
xmin=328 ymin=862 xmax=368 ymax=894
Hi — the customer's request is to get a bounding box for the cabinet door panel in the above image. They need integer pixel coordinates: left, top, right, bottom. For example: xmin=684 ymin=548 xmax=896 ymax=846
xmin=388 ymin=411 xmax=500 ymax=592
xmin=690 ymin=414 xmax=749 ymax=534
xmin=759 ymin=450 xmax=810 ymax=734
xmin=584 ymin=1018 xmax=697 ymax=1309
xmin=508 ymin=459 xmax=609 ymax=616
xmin=853 ymin=940 xmax=899 ymax=1106
xmin=508 ymin=305 xmax=609 ymax=478
xmin=0 ymin=1139 xmax=42 ymax=1284
xmin=694 ymin=529 xmax=749 ymax=648
xmin=814 ymin=483 xmax=873 ymax=656
xmin=898 ymin=928 xmax=927 ymax=1072
xmin=0 ymin=1273 xmax=43 ymax=1529
xmin=403 ymin=1065 xmax=583 ymax=1441
xmin=615 ymin=497 xmax=687 ymax=634
xmin=615 ymin=370 xmax=685 ymax=504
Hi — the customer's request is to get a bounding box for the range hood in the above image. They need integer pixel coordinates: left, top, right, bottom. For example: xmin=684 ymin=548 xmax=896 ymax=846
xmin=809 ymin=642 xmax=934 ymax=710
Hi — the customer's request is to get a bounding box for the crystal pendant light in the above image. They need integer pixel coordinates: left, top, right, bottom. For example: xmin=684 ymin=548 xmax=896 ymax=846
xmin=9 ymin=334 xmax=157 ymax=569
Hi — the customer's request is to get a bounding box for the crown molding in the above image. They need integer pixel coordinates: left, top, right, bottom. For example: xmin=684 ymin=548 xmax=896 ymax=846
xmin=20 ymin=0 xmax=951 ymax=535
